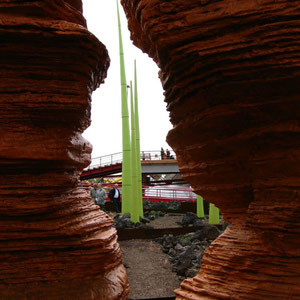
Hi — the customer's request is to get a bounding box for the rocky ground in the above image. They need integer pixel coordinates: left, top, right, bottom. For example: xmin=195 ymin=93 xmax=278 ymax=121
xmin=116 ymin=212 xmax=224 ymax=299
xmin=119 ymin=239 xmax=181 ymax=299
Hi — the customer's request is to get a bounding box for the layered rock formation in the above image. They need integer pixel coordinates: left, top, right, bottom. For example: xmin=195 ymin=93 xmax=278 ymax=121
xmin=121 ymin=0 xmax=300 ymax=299
xmin=0 ymin=1 xmax=129 ymax=298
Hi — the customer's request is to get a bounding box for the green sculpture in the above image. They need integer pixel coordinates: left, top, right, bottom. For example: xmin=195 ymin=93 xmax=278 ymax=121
xmin=117 ymin=0 xmax=131 ymax=214
xmin=134 ymin=60 xmax=144 ymax=217
xmin=209 ymin=203 xmax=220 ymax=225
xmin=130 ymin=80 xmax=139 ymax=222
xmin=196 ymin=195 xmax=205 ymax=218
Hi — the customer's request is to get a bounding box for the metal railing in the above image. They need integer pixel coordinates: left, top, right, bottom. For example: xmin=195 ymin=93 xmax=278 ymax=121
xmin=85 ymin=150 xmax=177 ymax=171
xmin=81 ymin=183 xmax=196 ymax=203
xmin=86 ymin=152 xmax=123 ymax=170
xmin=143 ymin=185 xmax=196 ymax=202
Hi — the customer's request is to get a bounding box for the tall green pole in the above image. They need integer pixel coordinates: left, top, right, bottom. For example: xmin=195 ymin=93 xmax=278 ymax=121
xmin=196 ymin=195 xmax=204 ymax=218
xmin=134 ymin=60 xmax=144 ymax=217
xmin=209 ymin=203 xmax=220 ymax=224
xmin=130 ymin=81 xmax=139 ymax=223
xmin=117 ymin=0 xmax=131 ymax=214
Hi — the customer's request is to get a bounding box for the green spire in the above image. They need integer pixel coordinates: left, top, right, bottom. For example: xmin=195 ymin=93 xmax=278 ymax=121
xmin=196 ymin=195 xmax=204 ymax=218
xmin=117 ymin=0 xmax=131 ymax=214
xmin=209 ymin=203 xmax=220 ymax=224
xmin=134 ymin=60 xmax=144 ymax=217
xmin=130 ymin=80 xmax=139 ymax=223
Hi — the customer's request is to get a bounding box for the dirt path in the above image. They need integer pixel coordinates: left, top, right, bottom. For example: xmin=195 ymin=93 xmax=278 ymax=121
xmin=149 ymin=215 xmax=183 ymax=228
xmin=119 ymin=239 xmax=181 ymax=299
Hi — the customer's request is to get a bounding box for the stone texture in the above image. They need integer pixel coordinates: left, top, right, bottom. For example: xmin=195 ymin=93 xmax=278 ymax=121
xmin=0 ymin=1 xmax=129 ymax=299
xmin=121 ymin=0 xmax=300 ymax=299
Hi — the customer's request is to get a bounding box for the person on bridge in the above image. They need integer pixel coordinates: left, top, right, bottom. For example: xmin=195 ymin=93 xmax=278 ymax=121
xmin=160 ymin=147 xmax=165 ymax=160
xmin=96 ymin=184 xmax=107 ymax=210
xmin=109 ymin=184 xmax=121 ymax=213
xmin=166 ymin=149 xmax=171 ymax=159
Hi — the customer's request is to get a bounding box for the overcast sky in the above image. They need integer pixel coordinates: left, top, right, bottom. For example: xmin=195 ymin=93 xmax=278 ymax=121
xmin=82 ymin=1 xmax=173 ymax=159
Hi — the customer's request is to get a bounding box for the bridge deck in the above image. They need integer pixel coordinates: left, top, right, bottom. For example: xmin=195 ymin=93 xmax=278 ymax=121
xmin=80 ymin=150 xmax=179 ymax=180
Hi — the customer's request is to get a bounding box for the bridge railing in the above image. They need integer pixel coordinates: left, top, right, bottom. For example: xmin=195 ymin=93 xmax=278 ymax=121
xmin=85 ymin=149 xmax=177 ymax=170
xmin=81 ymin=183 xmax=196 ymax=202
xmin=143 ymin=185 xmax=196 ymax=202
xmin=140 ymin=149 xmax=176 ymax=161
xmin=86 ymin=152 xmax=123 ymax=170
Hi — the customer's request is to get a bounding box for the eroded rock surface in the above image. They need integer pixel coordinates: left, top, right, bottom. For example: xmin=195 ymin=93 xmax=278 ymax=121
xmin=121 ymin=0 xmax=300 ymax=299
xmin=0 ymin=1 xmax=129 ymax=298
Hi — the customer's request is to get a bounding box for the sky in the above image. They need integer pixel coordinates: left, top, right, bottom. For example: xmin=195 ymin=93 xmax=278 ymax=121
xmin=82 ymin=1 xmax=173 ymax=159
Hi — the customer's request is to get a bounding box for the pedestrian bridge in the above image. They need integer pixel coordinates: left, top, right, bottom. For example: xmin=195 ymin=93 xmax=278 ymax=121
xmin=80 ymin=150 xmax=180 ymax=183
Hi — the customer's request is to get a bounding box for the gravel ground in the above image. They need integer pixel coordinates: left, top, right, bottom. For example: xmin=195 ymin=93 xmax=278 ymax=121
xmin=116 ymin=214 xmax=220 ymax=299
xmin=118 ymin=215 xmax=185 ymax=299
xmin=119 ymin=239 xmax=181 ymax=299
xmin=149 ymin=215 xmax=183 ymax=228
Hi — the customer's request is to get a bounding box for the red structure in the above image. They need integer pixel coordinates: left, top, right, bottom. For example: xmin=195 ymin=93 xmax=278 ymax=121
xmin=80 ymin=150 xmax=178 ymax=180
xmin=81 ymin=163 xmax=122 ymax=179
xmin=80 ymin=183 xmax=197 ymax=203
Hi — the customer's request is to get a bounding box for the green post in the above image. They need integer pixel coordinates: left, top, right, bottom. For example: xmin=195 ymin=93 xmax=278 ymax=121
xmin=117 ymin=0 xmax=131 ymax=214
xmin=134 ymin=60 xmax=144 ymax=217
xmin=130 ymin=81 xmax=139 ymax=223
xmin=196 ymin=195 xmax=204 ymax=218
xmin=209 ymin=203 xmax=220 ymax=224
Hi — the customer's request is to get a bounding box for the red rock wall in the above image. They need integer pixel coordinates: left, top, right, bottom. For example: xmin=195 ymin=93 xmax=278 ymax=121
xmin=121 ymin=0 xmax=300 ymax=299
xmin=0 ymin=1 xmax=129 ymax=299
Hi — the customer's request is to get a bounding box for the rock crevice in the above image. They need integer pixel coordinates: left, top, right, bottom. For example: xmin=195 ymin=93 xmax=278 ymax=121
xmin=121 ymin=0 xmax=300 ymax=299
